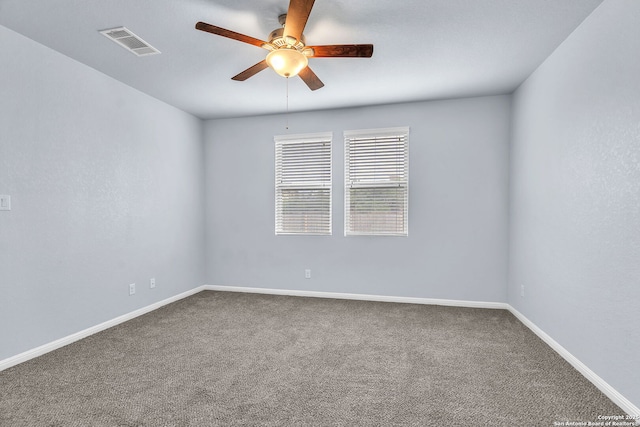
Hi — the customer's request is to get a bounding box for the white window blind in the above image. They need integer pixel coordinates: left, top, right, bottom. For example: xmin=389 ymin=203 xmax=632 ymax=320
xmin=344 ymin=127 xmax=409 ymax=236
xmin=275 ymin=132 xmax=332 ymax=235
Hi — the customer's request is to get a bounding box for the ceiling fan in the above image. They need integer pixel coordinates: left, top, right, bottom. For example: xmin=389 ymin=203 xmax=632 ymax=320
xmin=195 ymin=0 xmax=373 ymax=90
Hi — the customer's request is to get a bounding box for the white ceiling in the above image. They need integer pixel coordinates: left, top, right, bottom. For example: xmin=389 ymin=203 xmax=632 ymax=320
xmin=0 ymin=0 xmax=603 ymax=119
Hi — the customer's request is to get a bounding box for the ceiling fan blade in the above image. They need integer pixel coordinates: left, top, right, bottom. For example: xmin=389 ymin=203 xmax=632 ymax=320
xmin=298 ymin=66 xmax=324 ymax=91
xmin=306 ymin=44 xmax=374 ymax=58
xmin=231 ymin=60 xmax=269 ymax=81
xmin=195 ymin=21 xmax=269 ymax=49
xmin=283 ymin=0 xmax=315 ymax=42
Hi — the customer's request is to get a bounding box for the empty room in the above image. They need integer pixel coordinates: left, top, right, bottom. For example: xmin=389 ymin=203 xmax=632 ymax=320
xmin=1 ymin=0 xmax=638 ymax=425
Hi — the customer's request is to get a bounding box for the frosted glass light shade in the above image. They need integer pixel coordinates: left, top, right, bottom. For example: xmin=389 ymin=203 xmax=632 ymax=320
xmin=266 ymin=48 xmax=308 ymax=78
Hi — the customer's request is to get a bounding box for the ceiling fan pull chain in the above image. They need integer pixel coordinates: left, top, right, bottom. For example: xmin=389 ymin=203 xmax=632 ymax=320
xmin=286 ymin=76 xmax=290 ymax=130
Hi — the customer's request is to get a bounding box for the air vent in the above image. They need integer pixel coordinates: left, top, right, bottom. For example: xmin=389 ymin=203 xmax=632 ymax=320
xmin=99 ymin=27 xmax=160 ymax=56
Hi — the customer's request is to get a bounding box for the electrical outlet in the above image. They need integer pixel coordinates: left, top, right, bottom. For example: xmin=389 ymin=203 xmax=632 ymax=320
xmin=150 ymin=278 xmax=156 ymax=289
xmin=129 ymin=283 xmax=136 ymax=295
xmin=305 ymin=269 xmax=311 ymax=279
xmin=521 ymin=285 xmax=525 ymax=297
xmin=0 ymin=195 xmax=11 ymax=211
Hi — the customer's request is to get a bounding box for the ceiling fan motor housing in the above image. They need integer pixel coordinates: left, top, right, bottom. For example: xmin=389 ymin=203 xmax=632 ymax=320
xmin=268 ymin=27 xmax=306 ymax=50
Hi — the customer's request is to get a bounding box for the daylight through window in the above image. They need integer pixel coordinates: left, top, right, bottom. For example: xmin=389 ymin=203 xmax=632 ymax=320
xmin=275 ymin=132 xmax=332 ymax=235
xmin=344 ymin=127 xmax=409 ymax=236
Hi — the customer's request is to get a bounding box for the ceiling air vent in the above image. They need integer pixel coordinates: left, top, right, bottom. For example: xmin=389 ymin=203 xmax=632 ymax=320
xmin=99 ymin=27 xmax=160 ymax=57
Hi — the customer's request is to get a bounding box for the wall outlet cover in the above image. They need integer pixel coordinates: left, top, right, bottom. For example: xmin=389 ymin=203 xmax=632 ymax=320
xmin=0 ymin=195 xmax=11 ymax=211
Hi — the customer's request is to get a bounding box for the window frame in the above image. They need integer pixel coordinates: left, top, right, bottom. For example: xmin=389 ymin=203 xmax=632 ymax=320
xmin=344 ymin=127 xmax=409 ymax=237
xmin=275 ymin=132 xmax=333 ymax=236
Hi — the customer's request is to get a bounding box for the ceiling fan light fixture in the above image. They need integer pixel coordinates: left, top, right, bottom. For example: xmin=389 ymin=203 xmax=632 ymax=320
xmin=266 ymin=48 xmax=308 ymax=78
xmin=194 ymin=0 xmax=373 ymax=90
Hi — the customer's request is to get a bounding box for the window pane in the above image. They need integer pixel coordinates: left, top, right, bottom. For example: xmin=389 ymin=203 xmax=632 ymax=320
xmin=345 ymin=128 xmax=409 ymax=236
xmin=277 ymin=189 xmax=331 ymax=235
xmin=275 ymin=133 xmax=332 ymax=235
xmin=348 ymin=187 xmax=407 ymax=235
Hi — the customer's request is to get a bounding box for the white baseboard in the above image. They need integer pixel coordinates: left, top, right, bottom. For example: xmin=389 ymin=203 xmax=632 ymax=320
xmin=207 ymin=285 xmax=639 ymax=418
xmin=204 ymin=284 xmax=509 ymax=310
xmin=508 ymin=306 xmax=640 ymax=419
xmin=3 ymin=284 xmax=637 ymax=419
xmin=0 ymin=285 xmax=208 ymax=372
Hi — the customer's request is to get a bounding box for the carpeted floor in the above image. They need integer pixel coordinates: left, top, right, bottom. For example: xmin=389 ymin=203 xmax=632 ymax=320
xmin=0 ymin=291 xmax=625 ymax=426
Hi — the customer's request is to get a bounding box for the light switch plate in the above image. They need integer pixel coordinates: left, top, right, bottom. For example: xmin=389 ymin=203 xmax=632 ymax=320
xmin=0 ymin=195 xmax=11 ymax=211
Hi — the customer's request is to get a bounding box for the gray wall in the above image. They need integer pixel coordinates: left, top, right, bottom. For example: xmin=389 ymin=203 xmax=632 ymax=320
xmin=509 ymin=0 xmax=640 ymax=406
xmin=5 ymin=0 xmax=637 ymax=408
xmin=0 ymin=26 xmax=206 ymax=360
xmin=204 ymin=96 xmax=511 ymax=302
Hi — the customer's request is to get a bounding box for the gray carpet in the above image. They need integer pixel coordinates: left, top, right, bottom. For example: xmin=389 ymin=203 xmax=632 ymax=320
xmin=0 ymin=291 xmax=625 ymax=426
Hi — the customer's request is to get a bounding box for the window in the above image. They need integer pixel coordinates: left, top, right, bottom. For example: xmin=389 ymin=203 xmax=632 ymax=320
xmin=275 ymin=132 xmax=332 ymax=235
xmin=344 ymin=127 xmax=409 ymax=236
